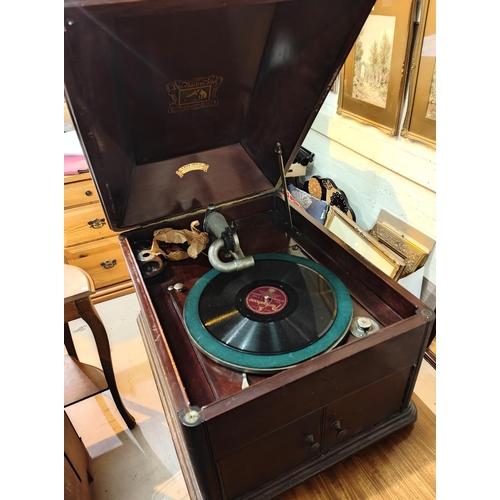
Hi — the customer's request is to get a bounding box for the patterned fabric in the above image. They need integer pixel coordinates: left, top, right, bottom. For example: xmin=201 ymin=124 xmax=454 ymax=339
xmin=287 ymin=184 xmax=329 ymax=225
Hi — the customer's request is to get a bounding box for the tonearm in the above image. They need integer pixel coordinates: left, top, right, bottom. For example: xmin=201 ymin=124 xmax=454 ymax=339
xmin=203 ymin=204 xmax=255 ymax=273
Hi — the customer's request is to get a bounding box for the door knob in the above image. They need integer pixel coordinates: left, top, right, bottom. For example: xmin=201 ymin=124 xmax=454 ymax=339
xmin=305 ymin=435 xmax=320 ymax=452
xmin=331 ymin=421 xmax=346 ymax=437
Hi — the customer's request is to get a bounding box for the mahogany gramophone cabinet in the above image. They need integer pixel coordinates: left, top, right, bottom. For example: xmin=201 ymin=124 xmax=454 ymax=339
xmin=64 ymin=0 xmax=435 ymax=498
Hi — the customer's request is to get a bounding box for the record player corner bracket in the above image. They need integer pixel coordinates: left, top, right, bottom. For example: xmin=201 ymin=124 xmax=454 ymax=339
xmin=416 ymin=307 xmax=434 ymax=322
xmin=179 ymin=406 xmax=204 ymax=427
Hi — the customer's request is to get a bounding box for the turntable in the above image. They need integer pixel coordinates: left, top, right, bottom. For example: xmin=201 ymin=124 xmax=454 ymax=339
xmin=185 ymin=252 xmax=353 ymax=373
xmin=64 ymin=0 xmax=435 ymax=498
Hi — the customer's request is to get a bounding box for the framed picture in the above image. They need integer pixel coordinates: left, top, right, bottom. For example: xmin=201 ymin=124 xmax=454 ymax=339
xmin=401 ymin=0 xmax=436 ymax=148
xmin=368 ymin=209 xmax=435 ymax=278
xmin=369 ymin=221 xmax=428 ymax=278
xmin=325 ymin=206 xmax=405 ymax=280
xmin=337 ymin=0 xmax=417 ymax=135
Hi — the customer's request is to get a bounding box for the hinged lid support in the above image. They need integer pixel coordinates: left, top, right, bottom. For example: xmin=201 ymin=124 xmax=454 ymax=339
xmin=275 ymin=142 xmax=293 ymax=231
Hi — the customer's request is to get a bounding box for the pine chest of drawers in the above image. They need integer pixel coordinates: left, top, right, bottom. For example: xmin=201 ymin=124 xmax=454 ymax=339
xmin=64 ymin=172 xmax=134 ymax=303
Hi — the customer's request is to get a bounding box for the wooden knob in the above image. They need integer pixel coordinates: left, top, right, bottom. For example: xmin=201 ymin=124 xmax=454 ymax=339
xmin=331 ymin=421 xmax=346 ymax=437
xmin=305 ymin=435 xmax=320 ymax=452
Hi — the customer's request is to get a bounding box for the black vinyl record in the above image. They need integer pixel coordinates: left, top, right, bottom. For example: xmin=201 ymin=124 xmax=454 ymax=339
xmin=198 ymin=258 xmax=338 ymax=355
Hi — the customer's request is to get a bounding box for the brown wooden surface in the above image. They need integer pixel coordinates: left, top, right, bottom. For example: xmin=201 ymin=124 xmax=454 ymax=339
xmin=64 ymin=354 xmax=108 ymax=407
xmin=64 ymin=0 xmax=376 ymax=232
xmin=122 ymin=144 xmax=275 ymax=229
xmin=203 ymin=330 xmax=422 ymax=461
xmin=64 ymin=263 xmax=94 ymax=303
xmin=124 ymin=394 xmax=434 ymax=500
xmin=64 ymin=411 xmax=94 ymax=500
xmin=64 ymin=173 xmax=133 ymax=303
xmin=64 ymin=237 xmax=132 ymax=291
xmin=64 ymin=174 xmax=100 ymax=208
xmin=277 ymin=394 xmax=435 ymax=500
xmin=220 ymin=410 xmax=323 ymax=499
xmin=119 ymin=197 xmax=434 ymax=499
xmin=90 ymin=282 xmax=136 ymax=304
xmin=64 ymin=203 xmax=116 ymax=247
xmin=142 ymin=207 xmax=428 ymax=414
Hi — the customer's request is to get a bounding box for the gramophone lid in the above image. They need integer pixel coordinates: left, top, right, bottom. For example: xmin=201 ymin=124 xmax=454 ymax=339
xmin=64 ymin=0 xmax=375 ymax=232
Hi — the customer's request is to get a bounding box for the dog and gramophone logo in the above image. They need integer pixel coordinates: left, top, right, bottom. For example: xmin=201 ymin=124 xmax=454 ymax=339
xmin=166 ymin=75 xmax=223 ymax=113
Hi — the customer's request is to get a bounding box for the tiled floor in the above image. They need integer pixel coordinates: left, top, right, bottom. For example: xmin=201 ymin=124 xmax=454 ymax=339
xmin=65 ymin=292 xmax=436 ymax=500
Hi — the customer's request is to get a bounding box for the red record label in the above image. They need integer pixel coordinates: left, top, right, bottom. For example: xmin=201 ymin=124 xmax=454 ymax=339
xmin=245 ymin=286 xmax=288 ymax=315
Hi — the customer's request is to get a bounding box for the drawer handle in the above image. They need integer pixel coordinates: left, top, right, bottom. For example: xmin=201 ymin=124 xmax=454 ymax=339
xmin=100 ymin=259 xmax=117 ymax=269
xmin=304 ymin=435 xmax=320 ymax=452
xmin=85 ymin=190 xmax=93 ymax=196
xmin=88 ymin=217 xmax=106 ymax=229
xmin=331 ymin=421 xmax=346 ymax=437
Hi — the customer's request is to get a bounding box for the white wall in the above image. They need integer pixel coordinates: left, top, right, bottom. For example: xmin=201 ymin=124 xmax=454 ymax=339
xmin=302 ymin=91 xmax=436 ymax=286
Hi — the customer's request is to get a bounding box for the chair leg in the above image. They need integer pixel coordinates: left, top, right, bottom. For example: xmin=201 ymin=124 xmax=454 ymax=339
xmin=64 ymin=323 xmax=79 ymax=360
xmin=75 ymin=296 xmax=136 ymax=429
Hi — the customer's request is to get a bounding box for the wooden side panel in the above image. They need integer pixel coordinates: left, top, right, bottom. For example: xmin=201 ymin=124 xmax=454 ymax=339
xmin=217 ymin=368 xmax=412 ymax=500
xmin=122 ymin=145 xmax=274 ymax=229
xmin=64 ymin=412 xmax=93 ymax=500
xmin=206 ymin=324 xmax=425 ymax=460
xmin=137 ymin=312 xmax=221 ymax=500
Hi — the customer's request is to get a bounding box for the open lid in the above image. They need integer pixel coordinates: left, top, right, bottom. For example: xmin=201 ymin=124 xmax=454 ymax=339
xmin=64 ymin=0 xmax=375 ymax=231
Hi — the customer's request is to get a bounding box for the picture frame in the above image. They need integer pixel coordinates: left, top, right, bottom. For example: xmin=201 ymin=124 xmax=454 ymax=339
xmin=401 ymin=0 xmax=436 ymax=148
xmin=337 ymin=0 xmax=417 ymax=136
xmin=325 ymin=206 xmax=406 ymax=280
xmin=368 ymin=208 xmax=436 ymax=279
xmin=369 ymin=221 xmax=428 ymax=278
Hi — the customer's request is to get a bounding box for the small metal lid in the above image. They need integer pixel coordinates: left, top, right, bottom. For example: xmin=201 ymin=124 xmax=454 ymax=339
xmin=350 ymin=316 xmax=380 ymax=338
xmin=169 ymin=283 xmax=185 ymax=292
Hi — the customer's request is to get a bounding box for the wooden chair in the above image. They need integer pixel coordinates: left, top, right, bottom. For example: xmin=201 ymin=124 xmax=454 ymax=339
xmin=64 ymin=264 xmax=136 ymax=429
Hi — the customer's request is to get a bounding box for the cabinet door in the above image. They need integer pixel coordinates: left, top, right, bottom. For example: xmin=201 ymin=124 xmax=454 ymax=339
xmin=218 ymin=410 xmax=322 ymax=499
xmin=324 ymin=367 xmax=412 ymax=450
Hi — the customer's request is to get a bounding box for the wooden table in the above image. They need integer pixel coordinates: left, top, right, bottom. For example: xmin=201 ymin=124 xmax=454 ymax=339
xmin=276 ymin=394 xmax=436 ymax=499
xmin=64 ymin=264 xmax=136 ymax=429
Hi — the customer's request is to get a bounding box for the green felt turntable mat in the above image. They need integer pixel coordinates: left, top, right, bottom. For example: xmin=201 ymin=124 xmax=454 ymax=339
xmin=183 ymin=253 xmax=352 ymax=373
